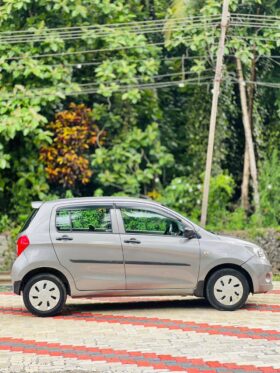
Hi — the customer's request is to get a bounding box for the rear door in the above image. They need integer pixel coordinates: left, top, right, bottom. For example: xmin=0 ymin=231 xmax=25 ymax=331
xmin=50 ymin=203 xmax=125 ymax=291
xmin=116 ymin=203 xmax=200 ymax=291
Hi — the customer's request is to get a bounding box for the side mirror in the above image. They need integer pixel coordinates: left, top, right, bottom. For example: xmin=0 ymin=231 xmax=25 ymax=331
xmin=183 ymin=228 xmax=197 ymax=240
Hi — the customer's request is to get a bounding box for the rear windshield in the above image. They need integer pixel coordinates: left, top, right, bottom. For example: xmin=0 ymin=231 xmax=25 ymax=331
xmin=20 ymin=209 xmax=39 ymax=233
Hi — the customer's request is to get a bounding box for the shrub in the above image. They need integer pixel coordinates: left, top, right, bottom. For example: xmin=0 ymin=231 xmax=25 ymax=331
xmin=207 ymin=173 xmax=235 ymax=230
xmin=258 ymin=150 xmax=280 ymax=227
xmin=40 ymin=103 xmax=102 ymax=192
xmin=158 ymin=177 xmax=201 ymax=220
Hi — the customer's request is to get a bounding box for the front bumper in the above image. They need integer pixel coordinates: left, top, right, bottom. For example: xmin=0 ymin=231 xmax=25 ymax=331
xmin=242 ymin=255 xmax=273 ymax=293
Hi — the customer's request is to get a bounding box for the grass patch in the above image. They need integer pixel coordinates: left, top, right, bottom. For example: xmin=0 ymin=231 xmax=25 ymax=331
xmin=273 ymin=274 xmax=280 ymax=281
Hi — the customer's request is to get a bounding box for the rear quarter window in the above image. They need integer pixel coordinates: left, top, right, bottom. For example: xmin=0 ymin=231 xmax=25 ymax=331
xmin=20 ymin=209 xmax=39 ymax=233
xmin=56 ymin=209 xmax=72 ymax=231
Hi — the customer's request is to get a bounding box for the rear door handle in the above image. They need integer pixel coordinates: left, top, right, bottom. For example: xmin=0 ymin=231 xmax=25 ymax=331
xmin=56 ymin=235 xmax=73 ymax=241
xmin=124 ymin=238 xmax=141 ymax=244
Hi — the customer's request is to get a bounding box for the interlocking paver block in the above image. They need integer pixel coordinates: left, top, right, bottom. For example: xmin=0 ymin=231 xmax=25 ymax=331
xmin=0 ymin=287 xmax=279 ymax=372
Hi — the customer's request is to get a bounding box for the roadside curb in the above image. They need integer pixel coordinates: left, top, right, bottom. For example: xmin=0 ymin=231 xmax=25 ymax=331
xmin=0 ymin=272 xmax=11 ymax=285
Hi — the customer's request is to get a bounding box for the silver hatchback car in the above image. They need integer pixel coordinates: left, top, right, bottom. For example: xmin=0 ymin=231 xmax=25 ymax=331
xmin=12 ymin=197 xmax=273 ymax=316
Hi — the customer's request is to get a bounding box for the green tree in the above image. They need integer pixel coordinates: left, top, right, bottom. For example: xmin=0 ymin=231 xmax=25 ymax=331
xmin=0 ymin=0 xmax=162 ymax=218
xmin=165 ymin=0 xmax=280 ymax=215
xmin=92 ymin=123 xmax=174 ymax=195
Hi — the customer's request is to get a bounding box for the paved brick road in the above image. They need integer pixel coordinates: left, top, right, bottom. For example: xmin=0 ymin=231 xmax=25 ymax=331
xmin=0 ymin=283 xmax=279 ymax=373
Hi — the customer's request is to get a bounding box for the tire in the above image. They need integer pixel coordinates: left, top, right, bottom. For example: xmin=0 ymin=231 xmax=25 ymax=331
xmin=23 ymin=273 xmax=67 ymax=317
xmin=206 ymin=268 xmax=249 ymax=311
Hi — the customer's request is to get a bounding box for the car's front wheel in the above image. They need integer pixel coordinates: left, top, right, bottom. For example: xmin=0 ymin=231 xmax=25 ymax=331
xmin=206 ymin=268 xmax=250 ymax=311
xmin=23 ymin=273 xmax=67 ymax=317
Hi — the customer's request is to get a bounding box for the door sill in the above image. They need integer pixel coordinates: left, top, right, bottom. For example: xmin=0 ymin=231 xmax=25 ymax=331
xmin=71 ymin=288 xmax=194 ymax=298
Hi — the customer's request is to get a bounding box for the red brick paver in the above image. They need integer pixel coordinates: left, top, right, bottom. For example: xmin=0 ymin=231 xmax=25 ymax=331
xmin=0 ymin=283 xmax=279 ymax=372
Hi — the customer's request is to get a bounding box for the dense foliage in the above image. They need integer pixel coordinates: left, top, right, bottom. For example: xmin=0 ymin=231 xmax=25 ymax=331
xmin=40 ymin=103 xmax=101 ymax=191
xmin=0 ymin=0 xmax=280 ymax=233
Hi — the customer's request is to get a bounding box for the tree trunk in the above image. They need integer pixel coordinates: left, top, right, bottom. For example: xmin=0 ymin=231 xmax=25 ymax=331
xmin=241 ymin=145 xmax=250 ymax=210
xmin=241 ymin=52 xmax=256 ymax=211
xmin=236 ymin=57 xmax=260 ymax=211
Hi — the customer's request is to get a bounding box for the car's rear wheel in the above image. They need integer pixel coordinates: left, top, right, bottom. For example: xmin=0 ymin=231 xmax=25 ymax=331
xmin=206 ymin=268 xmax=249 ymax=311
xmin=23 ymin=273 xmax=67 ymax=317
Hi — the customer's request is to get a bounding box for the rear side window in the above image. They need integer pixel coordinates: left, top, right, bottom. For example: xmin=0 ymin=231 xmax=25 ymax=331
xmin=56 ymin=206 xmax=112 ymax=233
xmin=20 ymin=209 xmax=39 ymax=233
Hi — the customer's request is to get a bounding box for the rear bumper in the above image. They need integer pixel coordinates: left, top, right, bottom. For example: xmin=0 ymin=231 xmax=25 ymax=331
xmin=242 ymin=256 xmax=273 ymax=294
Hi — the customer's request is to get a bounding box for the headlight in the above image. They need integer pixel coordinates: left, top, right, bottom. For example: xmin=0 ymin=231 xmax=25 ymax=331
xmin=252 ymin=246 xmax=266 ymax=258
xmin=254 ymin=247 xmax=266 ymax=258
xmin=245 ymin=245 xmax=266 ymax=259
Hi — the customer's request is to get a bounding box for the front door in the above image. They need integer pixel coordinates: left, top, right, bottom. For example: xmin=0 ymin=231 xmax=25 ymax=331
xmin=50 ymin=204 xmax=125 ymax=291
xmin=116 ymin=204 xmax=200 ymax=291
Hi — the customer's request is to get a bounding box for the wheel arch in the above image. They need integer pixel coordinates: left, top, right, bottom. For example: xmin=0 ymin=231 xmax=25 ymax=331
xmin=195 ymin=263 xmax=254 ymax=297
xmin=19 ymin=267 xmax=71 ymax=296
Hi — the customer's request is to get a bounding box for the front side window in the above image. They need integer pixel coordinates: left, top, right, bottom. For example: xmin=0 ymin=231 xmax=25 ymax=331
xmin=120 ymin=207 xmax=185 ymax=236
xmin=56 ymin=206 xmax=112 ymax=232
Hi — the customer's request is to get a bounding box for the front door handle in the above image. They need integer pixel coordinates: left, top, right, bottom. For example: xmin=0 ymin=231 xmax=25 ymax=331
xmin=56 ymin=235 xmax=73 ymax=241
xmin=124 ymin=238 xmax=141 ymax=244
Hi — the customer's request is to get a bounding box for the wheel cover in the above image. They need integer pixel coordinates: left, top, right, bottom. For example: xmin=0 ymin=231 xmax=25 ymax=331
xmin=213 ymin=275 xmax=244 ymax=306
xmin=29 ymin=280 xmax=60 ymax=311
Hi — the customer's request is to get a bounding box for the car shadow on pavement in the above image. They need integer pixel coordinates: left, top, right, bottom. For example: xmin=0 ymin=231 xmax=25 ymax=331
xmin=62 ymin=297 xmax=211 ymax=315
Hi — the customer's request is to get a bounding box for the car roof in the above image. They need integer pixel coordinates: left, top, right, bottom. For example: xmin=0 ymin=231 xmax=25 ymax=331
xmin=33 ymin=196 xmax=162 ymax=208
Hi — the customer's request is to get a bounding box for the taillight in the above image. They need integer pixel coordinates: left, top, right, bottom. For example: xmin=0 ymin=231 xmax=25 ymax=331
xmin=17 ymin=235 xmax=30 ymax=256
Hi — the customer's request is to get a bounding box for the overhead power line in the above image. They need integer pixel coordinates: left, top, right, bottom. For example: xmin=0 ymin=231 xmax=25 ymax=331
xmin=5 ymin=41 xmax=166 ymax=60
xmin=227 ymin=35 xmax=279 ymax=43
xmin=230 ymin=18 xmax=280 ymax=25
xmin=9 ymin=55 xmax=210 ymax=70
xmin=2 ymin=47 xmax=277 ymax=77
xmin=1 ymin=11 xmax=279 ymax=102
xmin=230 ymin=14 xmax=280 ymax=21
xmin=219 ymin=76 xmax=280 ymax=89
xmin=57 ymin=78 xmax=280 ymax=95
xmin=232 ymin=13 xmax=280 ymax=21
xmin=0 ymin=13 xmax=277 ymax=40
xmin=231 ymin=22 xmax=280 ymax=30
xmin=69 ymin=77 xmax=214 ymax=96
xmin=4 ymin=37 xmax=219 ymax=61
xmin=0 ymin=22 xmax=220 ymax=44
xmin=1 ymin=13 xmax=279 ymax=44
xmin=1 ymin=75 xmax=279 ymax=103
xmin=232 ymin=78 xmax=280 ymax=89
xmin=227 ymin=54 xmax=280 ymax=60
xmin=0 ymin=17 xmax=220 ymax=44
xmin=0 ymin=15 xmax=220 ymax=35
xmin=0 ymin=75 xmax=214 ymax=100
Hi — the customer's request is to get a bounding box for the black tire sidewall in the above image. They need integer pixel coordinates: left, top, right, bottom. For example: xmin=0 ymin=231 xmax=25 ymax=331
xmin=23 ymin=273 xmax=67 ymax=317
xmin=206 ymin=268 xmax=249 ymax=311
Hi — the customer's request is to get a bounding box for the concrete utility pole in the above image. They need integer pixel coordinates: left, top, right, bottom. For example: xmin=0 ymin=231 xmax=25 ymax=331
xmin=200 ymin=0 xmax=230 ymax=227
